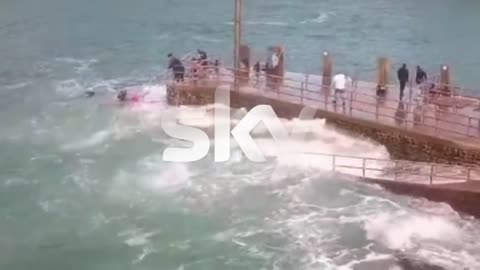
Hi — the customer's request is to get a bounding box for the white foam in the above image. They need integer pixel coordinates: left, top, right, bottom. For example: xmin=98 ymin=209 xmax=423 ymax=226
xmin=118 ymin=228 xmax=158 ymax=247
xmin=158 ymin=103 xmax=389 ymax=182
xmin=55 ymin=79 xmax=84 ymax=97
xmin=2 ymin=81 xmax=31 ymax=90
xmin=176 ymin=106 xmax=215 ymax=128
xmin=38 ymin=199 xmax=63 ymax=213
xmin=365 ymin=213 xmax=463 ymax=250
xmin=153 ymin=33 xmax=170 ymax=40
xmin=138 ymin=156 xmax=192 ymax=193
xmin=300 ymin=12 xmax=331 ymax=24
xmin=54 ymin=57 xmax=98 ymax=73
xmin=192 ymin=35 xmax=224 ymax=43
xmin=55 ymin=57 xmax=98 ymax=65
xmin=60 ymin=130 xmax=111 ymax=151
xmin=337 ymin=251 xmax=393 ymax=270
xmin=86 ymin=94 xmax=480 ymax=269
xmin=133 ymin=247 xmax=156 ymax=264
xmin=142 ymin=84 xmax=167 ymax=102
xmin=3 ymin=178 xmax=30 ymax=187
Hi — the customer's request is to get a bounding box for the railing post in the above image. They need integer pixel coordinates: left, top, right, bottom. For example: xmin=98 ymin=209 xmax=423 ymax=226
xmin=422 ymin=105 xmax=426 ymax=125
xmin=322 ymin=52 xmax=333 ymax=89
xmin=300 ymin=82 xmax=304 ymax=104
xmin=362 ymin=158 xmax=366 ymax=177
xmin=277 ymin=79 xmax=279 ymax=98
xmin=305 ymin=73 xmax=309 ymax=92
xmin=394 ymin=161 xmax=398 ymax=181
xmin=468 ymin=117 xmax=471 ymax=136
xmin=409 ymin=70 xmax=413 ymax=104
xmin=349 ymin=91 xmax=353 ymax=116
xmin=332 ymin=155 xmax=336 ymax=172
xmin=440 ymin=65 xmax=451 ymax=96
xmin=324 ymin=91 xmax=328 ymax=110
xmin=430 ymin=165 xmax=434 ymax=185
xmin=467 ymin=168 xmax=471 ymax=181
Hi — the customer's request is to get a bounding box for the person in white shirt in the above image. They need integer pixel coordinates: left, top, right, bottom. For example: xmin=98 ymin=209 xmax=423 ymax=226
xmin=332 ymin=73 xmax=351 ymax=105
xmin=271 ymin=52 xmax=279 ymax=68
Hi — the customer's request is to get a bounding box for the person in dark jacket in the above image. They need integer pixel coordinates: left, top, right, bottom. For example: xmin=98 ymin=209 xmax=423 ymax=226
xmin=167 ymin=53 xmax=185 ymax=82
xmin=397 ymin=64 xmax=409 ymax=100
xmin=253 ymin=61 xmax=260 ymax=84
xmin=214 ymin=59 xmax=220 ymax=76
xmin=415 ymin=65 xmax=427 ymax=85
xmin=197 ymin=49 xmax=208 ymax=66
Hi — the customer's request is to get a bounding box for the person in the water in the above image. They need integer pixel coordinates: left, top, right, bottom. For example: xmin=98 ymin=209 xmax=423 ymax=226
xmin=116 ymin=90 xmax=146 ymax=102
xmin=85 ymin=90 xmax=95 ymax=97
xmin=117 ymin=90 xmax=128 ymax=101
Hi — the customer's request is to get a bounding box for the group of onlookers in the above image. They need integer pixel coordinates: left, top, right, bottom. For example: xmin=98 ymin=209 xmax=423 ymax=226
xmin=397 ymin=64 xmax=429 ymax=100
xmin=168 ymin=52 xmax=437 ymax=108
xmin=167 ymin=49 xmax=219 ymax=82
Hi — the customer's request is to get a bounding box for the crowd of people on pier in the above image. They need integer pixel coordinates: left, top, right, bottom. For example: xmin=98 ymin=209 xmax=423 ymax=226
xmin=166 ymin=49 xmax=284 ymax=85
xmin=165 ymin=51 xmax=439 ymax=110
xmin=167 ymin=49 xmax=220 ymax=82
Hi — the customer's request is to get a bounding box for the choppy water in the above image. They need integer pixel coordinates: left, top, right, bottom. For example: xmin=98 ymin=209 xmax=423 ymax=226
xmin=2 ymin=0 xmax=480 ymax=269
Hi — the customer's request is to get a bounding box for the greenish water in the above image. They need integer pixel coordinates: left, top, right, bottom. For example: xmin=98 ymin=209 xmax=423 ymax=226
xmin=2 ymin=0 xmax=480 ymax=269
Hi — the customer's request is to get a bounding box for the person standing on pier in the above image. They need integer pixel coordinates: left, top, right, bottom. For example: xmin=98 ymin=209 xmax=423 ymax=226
xmin=167 ymin=53 xmax=185 ymax=82
xmin=197 ymin=49 xmax=208 ymax=66
xmin=415 ymin=65 xmax=427 ymax=85
xmin=397 ymin=64 xmax=409 ymax=100
xmin=414 ymin=65 xmax=428 ymax=103
xmin=214 ymin=59 xmax=220 ymax=77
xmin=190 ymin=57 xmax=199 ymax=81
xmin=332 ymin=73 xmax=350 ymax=106
xmin=253 ymin=61 xmax=261 ymax=85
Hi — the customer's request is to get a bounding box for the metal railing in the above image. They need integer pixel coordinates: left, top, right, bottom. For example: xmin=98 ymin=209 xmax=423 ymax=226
xmin=168 ymin=65 xmax=480 ymax=141
xmin=298 ymin=151 xmax=480 ymax=184
xmin=164 ymin=66 xmax=480 ymax=183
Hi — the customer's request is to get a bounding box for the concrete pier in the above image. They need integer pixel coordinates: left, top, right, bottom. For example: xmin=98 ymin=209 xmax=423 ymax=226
xmin=166 ymin=68 xmax=480 ymax=165
xmin=165 ymin=61 xmax=480 ymax=217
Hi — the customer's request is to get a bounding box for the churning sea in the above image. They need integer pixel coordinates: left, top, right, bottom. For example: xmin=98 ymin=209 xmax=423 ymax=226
xmin=1 ymin=0 xmax=480 ymax=269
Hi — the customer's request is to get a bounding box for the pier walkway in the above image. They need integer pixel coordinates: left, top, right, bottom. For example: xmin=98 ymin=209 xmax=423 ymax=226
xmin=171 ymin=66 xmax=480 ymax=147
xmin=167 ymin=66 xmax=480 ymax=182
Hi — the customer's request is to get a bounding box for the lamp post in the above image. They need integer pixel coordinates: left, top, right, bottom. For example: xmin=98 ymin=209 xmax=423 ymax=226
xmin=233 ymin=0 xmax=243 ymax=90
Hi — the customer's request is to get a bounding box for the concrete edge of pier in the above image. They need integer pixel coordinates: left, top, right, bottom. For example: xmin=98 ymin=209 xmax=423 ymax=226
xmin=363 ymin=177 xmax=480 ymax=218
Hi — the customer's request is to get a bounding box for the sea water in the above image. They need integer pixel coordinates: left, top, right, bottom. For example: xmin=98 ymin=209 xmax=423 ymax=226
xmin=1 ymin=0 xmax=480 ymax=269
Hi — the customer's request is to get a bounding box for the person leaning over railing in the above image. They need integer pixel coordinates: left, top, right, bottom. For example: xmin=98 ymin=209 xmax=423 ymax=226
xmin=415 ymin=65 xmax=427 ymax=85
xmin=167 ymin=53 xmax=185 ymax=82
xmin=190 ymin=57 xmax=200 ymax=81
xmin=197 ymin=49 xmax=208 ymax=66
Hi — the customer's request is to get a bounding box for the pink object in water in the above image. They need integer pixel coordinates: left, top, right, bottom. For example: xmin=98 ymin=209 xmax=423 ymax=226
xmin=131 ymin=95 xmax=140 ymax=102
